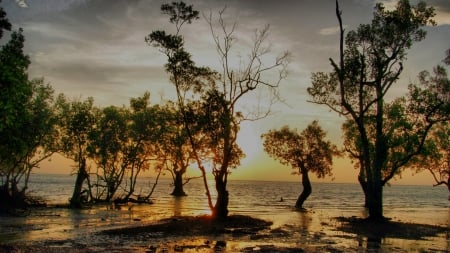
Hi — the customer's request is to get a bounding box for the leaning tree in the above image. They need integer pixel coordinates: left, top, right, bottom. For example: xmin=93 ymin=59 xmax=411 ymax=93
xmin=56 ymin=95 xmax=98 ymax=208
xmin=307 ymin=0 xmax=449 ymax=220
xmin=262 ymin=121 xmax=338 ymax=209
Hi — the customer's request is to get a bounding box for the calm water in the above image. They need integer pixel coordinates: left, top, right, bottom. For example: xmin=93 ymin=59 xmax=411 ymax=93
xmin=1 ymin=173 xmax=449 ymax=251
xmin=25 ymin=173 xmax=449 ymax=224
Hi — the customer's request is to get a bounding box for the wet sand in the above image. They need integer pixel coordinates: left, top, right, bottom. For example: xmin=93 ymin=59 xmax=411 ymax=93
xmin=0 ymin=205 xmax=448 ymax=252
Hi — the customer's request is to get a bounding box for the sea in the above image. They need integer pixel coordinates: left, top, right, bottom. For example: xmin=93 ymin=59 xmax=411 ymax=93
xmin=1 ymin=173 xmax=449 ymax=251
xmin=24 ymin=173 xmax=449 ymax=223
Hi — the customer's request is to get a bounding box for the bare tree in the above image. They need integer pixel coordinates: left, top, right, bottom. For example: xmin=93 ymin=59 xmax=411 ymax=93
xmin=199 ymin=8 xmax=290 ymax=219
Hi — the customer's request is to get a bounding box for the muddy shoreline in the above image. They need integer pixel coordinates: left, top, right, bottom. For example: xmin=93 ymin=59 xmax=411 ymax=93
xmin=0 ymin=209 xmax=448 ymax=253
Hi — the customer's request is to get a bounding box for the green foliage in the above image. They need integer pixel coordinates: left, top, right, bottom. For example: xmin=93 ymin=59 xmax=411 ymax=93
xmin=155 ymin=102 xmax=192 ymax=173
xmin=412 ymin=122 xmax=449 ymax=187
xmin=88 ymin=106 xmax=129 ymax=201
xmin=145 ymin=30 xmax=217 ymax=94
xmin=308 ymin=0 xmax=438 ymax=219
xmin=56 ymin=95 xmax=98 ymax=161
xmin=0 ymin=29 xmax=32 ymax=132
xmin=408 ymin=66 xmax=450 ymax=121
xmin=0 ymin=1 xmax=11 ymax=39
xmin=161 ymin=1 xmax=199 ymax=32
xmin=262 ymin=121 xmax=338 ymax=179
xmin=199 ymin=89 xmax=244 ymax=173
xmin=444 ymin=48 xmax=450 ymax=66
xmin=308 ymin=0 xmax=435 ymax=116
xmin=149 ymin=1 xmax=288 ymax=218
xmin=0 ymin=15 xmax=57 ymax=207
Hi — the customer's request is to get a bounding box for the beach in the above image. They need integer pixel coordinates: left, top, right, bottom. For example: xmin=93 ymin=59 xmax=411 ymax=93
xmin=0 ymin=174 xmax=448 ymax=252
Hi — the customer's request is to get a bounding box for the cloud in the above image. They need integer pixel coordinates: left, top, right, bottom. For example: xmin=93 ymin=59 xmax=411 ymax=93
xmin=318 ymin=26 xmax=348 ymax=36
xmin=434 ymin=6 xmax=450 ymax=26
xmin=15 ymin=0 xmax=28 ymax=8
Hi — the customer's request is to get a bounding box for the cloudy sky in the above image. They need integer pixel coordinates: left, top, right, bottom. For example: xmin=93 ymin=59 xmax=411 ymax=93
xmin=3 ymin=0 xmax=450 ymax=184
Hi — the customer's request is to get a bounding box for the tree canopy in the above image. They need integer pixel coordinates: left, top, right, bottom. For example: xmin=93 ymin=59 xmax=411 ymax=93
xmin=262 ymin=121 xmax=338 ymax=208
xmin=307 ymin=0 xmax=444 ymax=220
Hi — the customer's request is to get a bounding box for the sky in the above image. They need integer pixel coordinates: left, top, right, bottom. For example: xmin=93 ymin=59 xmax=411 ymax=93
xmin=2 ymin=0 xmax=450 ymax=185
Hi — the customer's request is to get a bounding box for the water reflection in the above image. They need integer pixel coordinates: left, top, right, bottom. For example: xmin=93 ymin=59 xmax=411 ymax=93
xmin=69 ymin=208 xmax=84 ymax=229
xmin=295 ymin=209 xmax=311 ymax=231
xmin=173 ymin=196 xmax=185 ymax=216
xmin=357 ymin=235 xmax=382 ymax=252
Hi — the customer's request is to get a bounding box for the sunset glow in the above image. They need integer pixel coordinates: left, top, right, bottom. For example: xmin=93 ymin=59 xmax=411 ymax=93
xmin=4 ymin=0 xmax=450 ymax=186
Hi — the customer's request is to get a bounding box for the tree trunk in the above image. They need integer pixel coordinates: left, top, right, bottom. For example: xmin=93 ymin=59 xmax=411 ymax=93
xmin=171 ymin=171 xmax=187 ymax=196
xmin=295 ymin=169 xmax=312 ymax=209
xmin=366 ymin=178 xmax=384 ymax=221
xmin=70 ymin=158 xmax=88 ymax=208
xmin=358 ymin=174 xmax=369 ymax=207
xmin=213 ymin=177 xmax=228 ymax=220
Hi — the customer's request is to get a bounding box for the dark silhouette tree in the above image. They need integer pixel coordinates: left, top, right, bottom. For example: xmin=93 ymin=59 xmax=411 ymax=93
xmin=88 ymin=106 xmax=129 ymax=202
xmin=341 ymin=98 xmax=415 ymax=207
xmin=444 ymin=48 xmax=450 ymax=66
xmin=157 ymin=102 xmax=196 ymax=197
xmin=408 ymin=62 xmax=450 ymax=192
xmin=0 ymin=79 xmax=57 ymax=209
xmin=343 ymin=64 xmax=450 ymax=206
xmin=0 ymin=6 xmax=58 ymax=209
xmin=413 ymin=122 xmax=449 ymax=190
xmin=196 ymin=89 xmax=244 ymax=218
xmin=201 ymin=7 xmax=289 ymax=219
xmin=262 ymin=121 xmax=338 ymax=209
xmin=148 ymin=2 xmax=288 ymax=219
xmin=146 ymin=1 xmax=218 ymax=213
xmin=0 ymin=1 xmax=11 ymax=39
xmin=85 ymin=93 xmax=167 ymax=203
xmin=56 ymin=95 xmax=98 ymax=208
xmin=126 ymin=92 xmax=167 ymax=202
xmin=307 ymin=0 xmax=445 ymax=220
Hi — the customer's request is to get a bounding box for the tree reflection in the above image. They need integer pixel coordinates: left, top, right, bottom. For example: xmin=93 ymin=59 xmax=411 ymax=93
xmin=173 ymin=197 xmax=185 ymax=216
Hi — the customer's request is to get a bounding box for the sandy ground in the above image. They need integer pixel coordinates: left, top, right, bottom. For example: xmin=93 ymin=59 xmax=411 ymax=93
xmin=0 ymin=208 xmax=448 ymax=253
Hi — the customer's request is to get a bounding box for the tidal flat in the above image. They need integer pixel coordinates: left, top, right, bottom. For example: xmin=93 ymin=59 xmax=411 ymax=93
xmin=0 ymin=178 xmax=448 ymax=252
xmin=0 ymin=204 xmax=448 ymax=253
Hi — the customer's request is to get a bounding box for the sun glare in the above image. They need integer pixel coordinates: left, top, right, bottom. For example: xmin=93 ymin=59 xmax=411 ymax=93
xmin=237 ymin=122 xmax=262 ymax=166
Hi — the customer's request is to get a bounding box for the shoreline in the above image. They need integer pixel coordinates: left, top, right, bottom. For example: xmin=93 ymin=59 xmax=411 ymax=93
xmin=0 ymin=206 xmax=448 ymax=252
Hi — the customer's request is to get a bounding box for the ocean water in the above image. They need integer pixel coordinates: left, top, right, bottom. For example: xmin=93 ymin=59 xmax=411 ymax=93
xmin=1 ymin=173 xmax=449 ymax=251
xmin=25 ymin=173 xmax=449 ymax=224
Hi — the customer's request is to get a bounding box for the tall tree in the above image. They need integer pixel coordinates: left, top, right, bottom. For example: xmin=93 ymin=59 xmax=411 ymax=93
xmin=203 ymin=8 xmax=290 ymax=218
xmin=56 ymin=95 xmax=98 ymax=208
xmin=148 ymin=2 xmax=289 ymax=219
xmin=262 ymin=121 xmax=338 ymax=209
xmin=307 ymin=0 xmax=444 ymax=220
xmin=147 ymin=1 xmax=218 ymax=214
